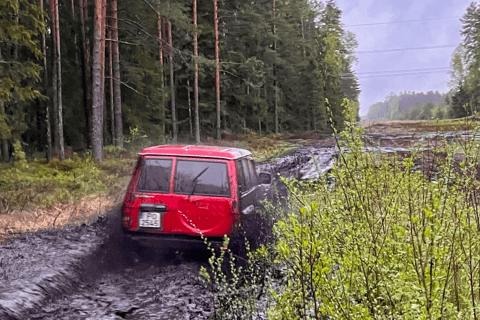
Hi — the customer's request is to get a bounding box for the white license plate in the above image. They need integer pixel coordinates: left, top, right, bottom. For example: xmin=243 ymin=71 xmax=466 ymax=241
xmin=139 ymin=212 xmax=161 ymax=228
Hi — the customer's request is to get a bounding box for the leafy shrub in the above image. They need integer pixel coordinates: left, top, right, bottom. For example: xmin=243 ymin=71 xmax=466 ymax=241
xmin=200 ymin=236 xmax=276 ymax=320
xmin=104 ymin=145 xmax=126 ymax=157
xmin=0 ymin=152 xmax=135 ymax=214
xmin=269 ymin=99 xmax=480 ymax=319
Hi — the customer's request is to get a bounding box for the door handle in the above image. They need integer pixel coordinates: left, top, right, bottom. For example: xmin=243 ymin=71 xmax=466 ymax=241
xmin=196 ymin=202 xmax=209 ymax=209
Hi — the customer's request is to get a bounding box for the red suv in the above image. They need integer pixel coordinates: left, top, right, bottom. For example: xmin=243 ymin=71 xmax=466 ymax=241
xmin=121 ymin=145 xmax=271 ymax=247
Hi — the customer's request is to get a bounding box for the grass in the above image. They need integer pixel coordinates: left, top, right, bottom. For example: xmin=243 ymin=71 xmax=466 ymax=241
xmin=0 ymin=149 xmax=136 ymax=242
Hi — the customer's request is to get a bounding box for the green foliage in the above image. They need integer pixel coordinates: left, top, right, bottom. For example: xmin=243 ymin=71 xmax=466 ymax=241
xmin=0 ymin=153 xmax=136 ymax=214
xmin=448 ymin=5 xmax=480 ymax=118
xmin=103 ymin=145 xmax=125 ymax=157
xmin=200 ymin=236 xmax=276 ymax=320
xmin=270 ymin=99 xmax=480 ymax=319
xmin=12 ymin=140 xmax=27 ymax=166
xmin=0 ymin=0 xmax=46 ymax=141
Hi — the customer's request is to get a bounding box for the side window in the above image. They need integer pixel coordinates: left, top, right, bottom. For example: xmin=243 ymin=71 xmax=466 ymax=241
xmin=247 ymin=159 xmax=258 ymax=185
xmin=237 ymin=160 xmax=247 ymax=193
xmin=241 ymin=158 xmax=255 ymax=190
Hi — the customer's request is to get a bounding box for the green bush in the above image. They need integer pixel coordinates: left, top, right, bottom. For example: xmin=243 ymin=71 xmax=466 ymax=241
xmin=0 ymin=152 xmax=136 ymax=214
xmin=269 ymin=99 xmax=480 ymax=319
xmin=200 ymin=236 xmax=276 ymax=320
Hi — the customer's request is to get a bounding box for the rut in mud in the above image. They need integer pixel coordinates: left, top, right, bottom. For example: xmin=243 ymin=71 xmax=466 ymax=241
xmin=0 ymin=133 xmax=460 ymax=319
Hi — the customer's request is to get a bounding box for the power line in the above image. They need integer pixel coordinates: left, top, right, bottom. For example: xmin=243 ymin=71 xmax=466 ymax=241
xmin=345 ymin=66 xmax=451 ymax=76
xmin=346 ymin=16 xmax=460 ymax=27
xmin=357 ymin=44 xmax=457 ymax=54
xmin=342 ymin=69 xmax=450 ymax=79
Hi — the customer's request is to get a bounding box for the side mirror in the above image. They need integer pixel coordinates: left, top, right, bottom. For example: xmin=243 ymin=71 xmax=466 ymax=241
xmin=258 ymin=172 xmax=272 ymax=185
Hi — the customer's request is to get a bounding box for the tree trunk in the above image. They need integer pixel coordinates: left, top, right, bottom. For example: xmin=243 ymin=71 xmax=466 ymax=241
xmin=193 ymin=0 xmax=200 ymax=143
xmin=100 ymin=0 xmax=107 ymax=144
xmin=168 ymin=19 xmax=177 ymax=142
xmin=273 ymin=0 xmax=278 ymax=134
xmin=1 ymin=140 xmax=8 ymax=162
xmin=79 ymin=0 xmax=92 ymax=149
xmin=55 ymin=0 xmax=64 ymax=159
xmin=157 ymin=10 xmax=165 ymax=136
xmin=39 ymin=0 xmax=52 ymax=161
xmin=50 ymin=0 xmax=65 ymax=159
xmin=214 ymin=0 xmax=221 ymax=140
xmin=92 ymin=0 xmax=105 ymax=160
xmin=187 ymin=79 xmax=192 ymax=138
xmin=110 ymin=0 xmax=123 ymax=147
xmin=108 ymin=26 xmax=114 ymax=144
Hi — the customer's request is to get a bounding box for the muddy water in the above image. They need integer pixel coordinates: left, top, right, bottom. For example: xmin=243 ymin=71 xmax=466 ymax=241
xmin=0 ymin=134 xmax=452 ymax=319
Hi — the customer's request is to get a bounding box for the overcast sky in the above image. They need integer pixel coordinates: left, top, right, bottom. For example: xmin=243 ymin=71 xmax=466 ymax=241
xmin=333 ymin=0 xmax=473 ymax=117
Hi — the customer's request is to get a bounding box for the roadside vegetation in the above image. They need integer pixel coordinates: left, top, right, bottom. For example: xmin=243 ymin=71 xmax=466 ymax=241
xmin=202 ymin=99 xmax=480 ymax=319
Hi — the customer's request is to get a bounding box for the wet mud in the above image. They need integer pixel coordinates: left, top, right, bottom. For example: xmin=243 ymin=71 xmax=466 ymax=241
xmin=0 ymin=215 xmax=107 ymax=319
xmin=0 ymin=133 xmax=455 ymax=319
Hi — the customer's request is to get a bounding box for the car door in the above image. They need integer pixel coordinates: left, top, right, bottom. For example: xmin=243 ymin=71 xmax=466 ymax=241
xmin=237 ymin=157 xmax=259 ymax=216
xmin=171 ymin=158 xmax=235 ymax=236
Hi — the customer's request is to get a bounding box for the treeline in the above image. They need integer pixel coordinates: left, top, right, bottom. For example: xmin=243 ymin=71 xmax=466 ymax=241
xmin=449 ymin=2 xmax=480 ymax=118
xmin=0 ymin=0 xmax=359 ymax=161
xmin=366 ymin=91 xmax=450 ymax=121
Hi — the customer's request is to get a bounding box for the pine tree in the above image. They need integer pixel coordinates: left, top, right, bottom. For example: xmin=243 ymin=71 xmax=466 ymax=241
xmin=0 ymin=0 xmax=46 ymax=161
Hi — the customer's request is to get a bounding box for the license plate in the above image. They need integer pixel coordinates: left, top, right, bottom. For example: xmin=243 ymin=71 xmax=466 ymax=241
xmin=139 ymin=212 xmax=161 ymax=228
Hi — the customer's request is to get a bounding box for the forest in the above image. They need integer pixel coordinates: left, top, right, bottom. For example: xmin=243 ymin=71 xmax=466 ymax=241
xmin=0 ymin=0 xmax=360 ymax=161
xmin=365 ymin=91 xmax=449 ymax=121
xmin=449 ymin=2 xmax=480 ymax=119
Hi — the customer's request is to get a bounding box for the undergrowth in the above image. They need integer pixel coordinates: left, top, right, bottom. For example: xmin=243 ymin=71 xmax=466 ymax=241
xmin=0 ymin=146 xmax=136 ymax=217
xmin=203 ymin=99 xmax=480 ymax=320
xmin=270 ymin=99 xmax=480 ymax=319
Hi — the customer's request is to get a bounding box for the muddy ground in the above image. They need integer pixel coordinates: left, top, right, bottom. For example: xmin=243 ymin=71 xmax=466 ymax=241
xmin=0 ymin=126 xmax=469 ymax=319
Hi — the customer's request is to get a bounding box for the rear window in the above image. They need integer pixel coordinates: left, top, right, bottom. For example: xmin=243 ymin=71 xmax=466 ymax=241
xmin=174 ymin=160 xmax=230 ymax=197
xmin=137 ymin=159 xmax=173 ymax=193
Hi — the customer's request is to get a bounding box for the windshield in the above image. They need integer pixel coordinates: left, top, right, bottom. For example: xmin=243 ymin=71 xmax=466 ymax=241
xmin=137 ymin=159 xmax=173 ymax=193
xmin=174 ymin=160 xmax=230 ymax=197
